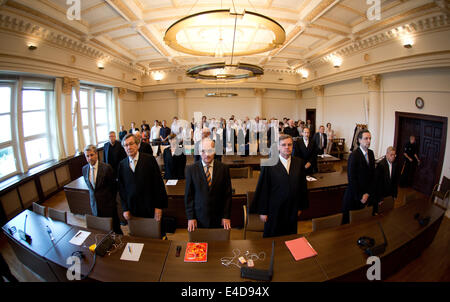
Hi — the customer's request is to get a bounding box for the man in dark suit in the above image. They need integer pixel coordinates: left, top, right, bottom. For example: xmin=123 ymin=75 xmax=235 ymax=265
xmin=134 ymin=131 xmax=152 ymax=155
xmin=253 ymin=134 xmax=309 ymax=237
xmin=129 ymin=122 xmax=139 ymax=134
xmin=312 ymin=125 xmax=327 ymax=155
xmin=163 ymin=134 xmax=186 ymax=179
xmin=342 ymin=129 xmax=376 ymax=224
xmin=118 ymin=134 xmax=168 ymax=222
xmin=83 ymin=145 xmax=122 ymax=234
xmin=118 ymin=125 xmax=127 ymax=141
xmin=103 ymin=131 xmax=126 ymax=178
xmin=159 ymin=120 xmax=171 ymax=145
xmin=374 ymin=146 xmax=399 ymax=214
xmin=223 ymin=121 xmax=237 ymax=155
xmin=185 ymin=138 xmax=232 ymax=231
xmin=283 ymin=119 xmax=299 ymax=138
xmin=293 ymin=127 xmax=318 ymax=174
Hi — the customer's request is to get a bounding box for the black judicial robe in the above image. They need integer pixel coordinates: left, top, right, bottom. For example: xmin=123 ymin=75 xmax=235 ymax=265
xmin=253 ymin=157 xmax=309 ymax=238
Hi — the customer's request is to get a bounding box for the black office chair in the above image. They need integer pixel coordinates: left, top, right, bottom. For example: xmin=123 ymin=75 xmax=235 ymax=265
xmin=32 ymin=202 xmax=46 ymax=216
xmin=48 ymin=208 xmax=67 ymax=223
xmin=188 ymin=228 xmax=230 ymax=242
xmin=243 ymin=191 xmax=265 ymax=239
xmin=85 ymin=214 xmax=113 ymax=232
xmin=128 ymin=217 xmax=161 ymax=239
xmin=312 ymin=213 xmax=343 ymax=232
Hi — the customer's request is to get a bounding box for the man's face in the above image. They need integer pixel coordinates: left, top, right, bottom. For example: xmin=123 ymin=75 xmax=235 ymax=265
xmin=84 ymin=150 xmax=98 ymax=166
xmin=410 ymin=136 xmax=416 ymax=144
xmin=303 ymin=128 xmax=310 ymax=138
xmin=288 ymin=120 xmax=294 ymax=127
xmin=123 ymin=137 xmax=138 ymax=157
xmin=201 ymin=140 xmax=215 ymax=164
xmin=162 ymin=120 xmax=166 ymax=127
xmin=154 ymin=121 xmax=158 ymax=126
xmin=131 ymin=122 xmax=135 ymax=128
xmin=109 ymin=132 xmax=116 ymax=144
xmin=359 ymin=132 xmax=372 ymax=149
xmin=279 ymin=138 xmax=293 ymax=159
xmin=386 ymin=150 xmax=396 ymax=163
xmin=319 ymin=126 xmax=325 ymax=134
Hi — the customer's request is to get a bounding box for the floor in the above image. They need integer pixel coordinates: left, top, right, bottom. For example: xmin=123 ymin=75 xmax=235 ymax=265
xmin=1 ymin=161 xmax=449 ymax=282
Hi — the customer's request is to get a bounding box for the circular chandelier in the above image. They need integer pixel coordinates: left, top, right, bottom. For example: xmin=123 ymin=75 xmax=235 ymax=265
xmin=186 ymin=62 xmax=264 ymax=81
xmin=205 ymin=92 xmax=238 ymax=97
xmin=163 ymin=9 xmax=285 ymax=57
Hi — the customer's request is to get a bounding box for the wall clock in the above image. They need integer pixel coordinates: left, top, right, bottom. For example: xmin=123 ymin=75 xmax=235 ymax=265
xmin=415 ymin=97 xmax=424 ymax=109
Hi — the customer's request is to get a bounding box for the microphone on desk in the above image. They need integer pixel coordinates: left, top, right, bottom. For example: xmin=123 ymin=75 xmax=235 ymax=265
xmin=414 ymin=213 xmax=430 ymax=226
xmin=358 ymin=222 xmax=387 ymax=257
xmin=18 ymin=214 xmax=32 ymax=243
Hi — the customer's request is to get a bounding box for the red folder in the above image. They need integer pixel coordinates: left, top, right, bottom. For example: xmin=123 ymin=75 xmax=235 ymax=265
xmin=285 ymin=237 xmax=317 ymax=261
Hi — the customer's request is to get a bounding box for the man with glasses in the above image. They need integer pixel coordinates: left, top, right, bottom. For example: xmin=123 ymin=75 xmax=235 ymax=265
xmin=252 ymin=134 xmax=309 ymax=238
xmin=184 ymin=138 xmax=232 ymax=232
xmin=118 ymin=134 xmax=167 ymax=222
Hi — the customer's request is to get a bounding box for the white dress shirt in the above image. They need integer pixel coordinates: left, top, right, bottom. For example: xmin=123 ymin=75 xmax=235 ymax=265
xmin=89 ymin=160 xmax=99 ymax=188
xmin=129 ymin=152 xmax=140 ymax=172
xmin=303 ymin=136 xmax=309 ymax=147
xmin=279 ymin=155 xmax=291 ymax=174
xmin=150 ymin=125 xmax=161 ymax=141
xmin=387 ymin=160 xmax=392 ymax=178
xmin=359 ymin=146 xmax=369 ymax=164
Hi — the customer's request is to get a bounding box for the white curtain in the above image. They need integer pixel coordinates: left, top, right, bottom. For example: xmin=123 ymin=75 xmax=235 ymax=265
xmin=50 ymin=78 xmax=66 ymax=159
xmin=73 ymin=82 xmax=86 ymax=151
xmin=112 ymin=88 xmax=120 ymax=133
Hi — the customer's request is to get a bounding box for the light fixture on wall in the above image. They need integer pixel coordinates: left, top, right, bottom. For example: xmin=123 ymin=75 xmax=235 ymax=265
xmin=297 ymin=68 xmax=309 ymax=79
xmin=402 ymin=35 xmax=413 ymax=48
xmin=97 ymin=61 xmax=105 ymax=69
xmin=331 ymin=55 xmax=342 ymax=68
xmin=151 ymin=70 xmax=165 ymax=81
xmin=28 ymin=44 xmax=37 ymax=50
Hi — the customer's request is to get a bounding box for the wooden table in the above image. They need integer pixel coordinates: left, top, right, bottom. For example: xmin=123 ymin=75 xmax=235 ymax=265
xmin=2 ymin=210 xmax=72 ymax=281
xmin=3 ymin=198 xmax=445 ymax=282
xmin=45 ymin=226 xmax=171 ymax=282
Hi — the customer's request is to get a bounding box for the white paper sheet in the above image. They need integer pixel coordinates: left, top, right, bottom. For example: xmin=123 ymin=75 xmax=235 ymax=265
xmin=120 ymin=243 xmax=144 ymax=262
xmin=166 ymin=179 xmax=178 ymax=185
xmin=306 ymin=176 xmax=317 ymax=182
xmin=69 ymin=230 xmax=91 ymax=246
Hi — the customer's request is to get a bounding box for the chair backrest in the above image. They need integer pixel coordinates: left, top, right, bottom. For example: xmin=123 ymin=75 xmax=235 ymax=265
xmin=229 ymin=167 xmax=250 ymax=179
xmin=85 ymin=214 xmax=113 ymax=232
xmin=349 ymin=206 xmax=373 ymax=223
xmin=32 ymin=202 xmax=46 ymax=216
xmin=312 ymin=213 xmax=342 ymax=232
xmin=378 ymin=196 xmax=395 ymax=214
xmin=188 ymin=228 xmax=230 ymax=242
xmin=128 ymin=217 xmax=161 ymax=239
xmin=48 ymin=208 xmax=67 ymax=223
xmin=439 ymin=176 xmax=450 ymax=194
xmin=243 ymin=191 xmax=264 ymax=239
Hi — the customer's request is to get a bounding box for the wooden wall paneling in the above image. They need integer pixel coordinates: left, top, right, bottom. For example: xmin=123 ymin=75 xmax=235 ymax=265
xmin=55 ymin=164 xmax=71 ymax=187
xmin=18 ymin=180 xmax=39 ymax=209
xmin=39 ymin=171 xmax=58 ymax=198
xmin=0 ymin=189 xmax=23 ymax=220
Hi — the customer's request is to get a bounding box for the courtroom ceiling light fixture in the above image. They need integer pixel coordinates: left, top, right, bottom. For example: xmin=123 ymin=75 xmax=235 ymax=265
xmin=402 ymin=34 xmax=413 ymax=48
xmin=297 ymin=68 xmax=309 ymax=79
xmin=163 ymin=7 xmax=285 ymax=57
xmin=205 ymin=92 xmax=238 ymax=97
xmin=186 ymin=62 xmax=263 ymax=81
xmin=28 ymin=44 xmax=37 ymax=50
xmin=329 ymin=55 xmax=342 ymax=68
xmin=97 ymin=61 xmax=105 ymax=69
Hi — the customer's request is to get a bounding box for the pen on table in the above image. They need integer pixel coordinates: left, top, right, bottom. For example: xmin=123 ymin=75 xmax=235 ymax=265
xmin=75 ymin=231 xmax=82 ymax=237
xmin=128 ymin=245 xmax=132 ymax=253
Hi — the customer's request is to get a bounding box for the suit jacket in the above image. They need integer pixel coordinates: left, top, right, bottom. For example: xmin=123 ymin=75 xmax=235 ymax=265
xmin=283 ymin=126 xmax=299 ymax=138
xmin=253 ymin=157 xmax=309 ymax=237
xmin=82 ymin=162 xmax=117 ymax=217
xmin=375 ymin=157 xmax=399 ymax=201
xmin=119 ymin=131 xmax=127 ymax=141
xmin=342 ymin=148 xmax=376 ymax=213
xmin=103 ymin=141 xmax=126 ymax=178
xmin=118 ymin=152 xmax=168 ymax=218
xmin=293 ymin=137 xmax=318 ymax=174
xmin=139 ymin=141 xmax=153 ymax=155
xmin=312 ymin=132 xmax=327 ymax=155
xmin=223 ymin=128 xmax=237 ymax=152
xmin=163 ymin=147 xmax=186 ymax=179
xmin=184 ymin=160 xmax=232 ymax=228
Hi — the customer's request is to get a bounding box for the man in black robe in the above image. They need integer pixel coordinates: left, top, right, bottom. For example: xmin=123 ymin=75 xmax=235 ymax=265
xmin=400 ymin=135 xmax=421 ymax=187
xmin=252 ymin=134 xmax=309 ymax=238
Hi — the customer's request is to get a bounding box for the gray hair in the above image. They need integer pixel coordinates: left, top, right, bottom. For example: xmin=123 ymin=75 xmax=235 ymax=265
xmin=386 ymin=146 xmax=395 ymax=154
xmin=279 ymin=134 xmax=293 ymax=144
xmin=84 ymin=144 xmax=97 ymax=153
xmin=122 ymin=133 xmax=140 ymax=147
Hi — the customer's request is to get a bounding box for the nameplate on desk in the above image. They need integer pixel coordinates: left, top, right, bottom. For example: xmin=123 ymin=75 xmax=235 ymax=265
xmin=69 ymin=230 xmax=91 ymax=246
xmin=166 ymin=179 xmax=178 ymax=186
xmin=120 ymin=243 xmax=144 ymax=262
xmin=306 ymin=176 xmax=317 ymax=182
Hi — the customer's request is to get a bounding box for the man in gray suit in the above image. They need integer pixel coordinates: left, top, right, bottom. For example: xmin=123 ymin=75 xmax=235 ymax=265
xmin=83 ymin=145 xmax=122 ymax=234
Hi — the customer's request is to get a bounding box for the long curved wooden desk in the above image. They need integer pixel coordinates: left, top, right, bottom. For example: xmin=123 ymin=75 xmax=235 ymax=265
xmin=2 ymin=198 xmax=445 ymax=282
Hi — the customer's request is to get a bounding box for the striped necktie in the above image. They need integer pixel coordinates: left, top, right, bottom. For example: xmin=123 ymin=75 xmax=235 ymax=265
xmin=90 ymin=166 xmax=95 ymax=188
xmin=205 ymin=165 xmax=212 ymax=187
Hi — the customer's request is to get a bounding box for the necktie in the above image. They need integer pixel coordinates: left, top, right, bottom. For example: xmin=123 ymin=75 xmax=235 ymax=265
xmin=90 ymin=166 xmax=95 ymax=188
xmin=319 ymin=134 xmax=323 ymax=149
xmin=205 ymin=165 xmax=212 ymax=187
xmin=131 ymin=159 xmax=137 ymax=172
xmin=365 ymin=152 xmax=369 ymax=164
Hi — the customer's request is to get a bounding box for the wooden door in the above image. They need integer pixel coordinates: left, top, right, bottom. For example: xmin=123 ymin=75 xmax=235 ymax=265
xmin=306 ymin=109 xmax=316 ymax=134
xmin=394 ymin=112 xmax=447 ymax=196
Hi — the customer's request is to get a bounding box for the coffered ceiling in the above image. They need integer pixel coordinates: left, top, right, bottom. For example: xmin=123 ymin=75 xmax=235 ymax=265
xmin=1 ymin=0 xmax=448 ymax=75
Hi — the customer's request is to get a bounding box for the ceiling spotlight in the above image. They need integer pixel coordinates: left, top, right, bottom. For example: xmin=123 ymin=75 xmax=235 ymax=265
xmin=297 ymin=68 xmax=309 ymax=79
xmin=28 ymin=44 xmax=37 ymax=50
xmin=97 ymin=62 xmax=105 ymax=69
xmin=332 ymin=56 xmax=342 ymax=68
